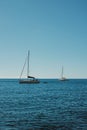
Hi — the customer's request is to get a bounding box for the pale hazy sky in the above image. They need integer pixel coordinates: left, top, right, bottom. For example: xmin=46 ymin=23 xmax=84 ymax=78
xmin=0 ymin=0 xmax=87 ymax=78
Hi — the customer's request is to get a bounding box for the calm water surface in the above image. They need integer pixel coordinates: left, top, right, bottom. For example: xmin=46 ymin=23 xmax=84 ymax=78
xmin=0 ymin=79 xmax=87 ymax=130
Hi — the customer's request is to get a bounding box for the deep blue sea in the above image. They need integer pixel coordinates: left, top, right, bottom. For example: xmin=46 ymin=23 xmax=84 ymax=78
xmin=0 ymin=79 xmax=87 ymax=130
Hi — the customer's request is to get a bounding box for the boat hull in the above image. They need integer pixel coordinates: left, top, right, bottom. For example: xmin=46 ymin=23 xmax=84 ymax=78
xmin=59 ymin=78 xmax=68 ymax=81
xmin=19 ymin=79 xmax=40 ymax=84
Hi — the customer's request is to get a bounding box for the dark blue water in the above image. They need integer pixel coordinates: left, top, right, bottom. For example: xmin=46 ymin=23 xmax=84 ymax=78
xmin=0 ymin=79 xmax=87 ymax=130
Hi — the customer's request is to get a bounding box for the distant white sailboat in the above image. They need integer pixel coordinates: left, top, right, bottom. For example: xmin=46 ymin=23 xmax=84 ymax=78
xmin=59 ymin=66 xmax=68 ymax=81
xmin=19 ymin=51 xmax=40 ymax=84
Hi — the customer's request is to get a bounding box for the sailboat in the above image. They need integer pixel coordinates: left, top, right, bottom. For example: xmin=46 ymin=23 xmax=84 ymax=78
xmin=59 ymin=66 xmax=68 ymax=81
xmin=19 ymin=51 xmax=40 ymax=84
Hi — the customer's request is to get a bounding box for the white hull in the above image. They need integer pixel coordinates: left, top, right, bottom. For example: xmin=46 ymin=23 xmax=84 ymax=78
xmin=59 ymin=77 xmax=68 ymax=81
xmin=19 ymin=79 xmax=40 ymax=84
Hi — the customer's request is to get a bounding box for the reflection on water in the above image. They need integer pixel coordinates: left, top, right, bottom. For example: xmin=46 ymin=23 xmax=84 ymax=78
xmin=0 ymin=79 xmax=87 ymax=129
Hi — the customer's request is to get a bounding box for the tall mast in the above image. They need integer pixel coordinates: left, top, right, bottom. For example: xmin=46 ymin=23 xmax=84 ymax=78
xmin=61 ymin=66 xmax=63 ymax=78
xmin=27 ymin=50 xmax=30 ymax=77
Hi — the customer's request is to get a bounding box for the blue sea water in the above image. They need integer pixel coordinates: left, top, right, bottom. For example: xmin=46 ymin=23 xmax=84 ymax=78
xmin=0 ymin=79 xmax=87 ymax=130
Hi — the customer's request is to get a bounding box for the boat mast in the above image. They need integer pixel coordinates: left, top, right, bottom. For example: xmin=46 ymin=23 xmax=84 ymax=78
xmin=61 ymin=66 xmax=63 ymax=78
xmin=27 ymin=50 xmax=30 ymax=78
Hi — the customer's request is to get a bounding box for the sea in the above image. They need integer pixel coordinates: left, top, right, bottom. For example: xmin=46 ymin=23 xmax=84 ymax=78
xmin=0 ymin=79 xmax=87 ymax=130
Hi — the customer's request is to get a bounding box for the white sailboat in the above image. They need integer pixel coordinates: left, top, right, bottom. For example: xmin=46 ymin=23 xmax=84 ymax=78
xmin=59 ymin=66 xmax=68 ymax=81
xmin=19 ymin=51 xmax=40 ymax=84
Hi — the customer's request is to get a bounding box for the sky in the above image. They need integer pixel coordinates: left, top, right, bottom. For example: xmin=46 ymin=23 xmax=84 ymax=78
xmin=0 ymin=0 xmax=87 ymax=79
